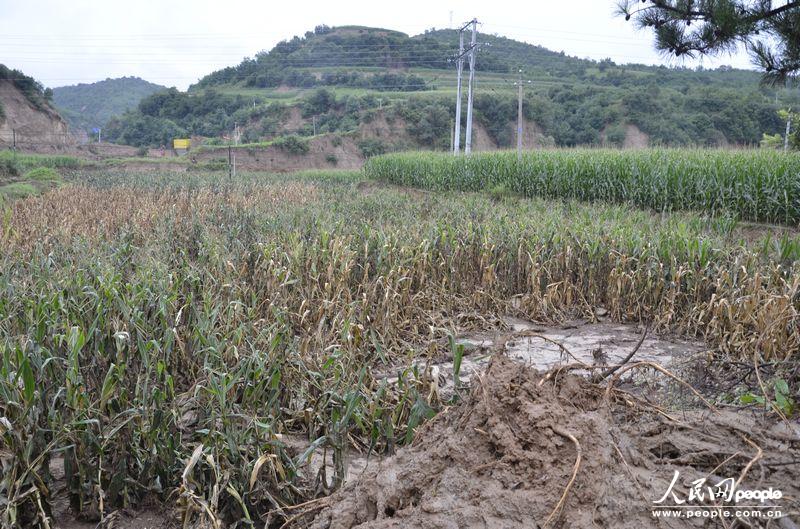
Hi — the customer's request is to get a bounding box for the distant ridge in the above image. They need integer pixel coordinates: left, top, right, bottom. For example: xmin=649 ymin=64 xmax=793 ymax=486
xmin=53 ymin=77 xmax=168 ymax=133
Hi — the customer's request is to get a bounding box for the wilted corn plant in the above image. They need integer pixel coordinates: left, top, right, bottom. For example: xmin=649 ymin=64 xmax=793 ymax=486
xmin=0 ymin=169 xmax=798 ymax=528
xmin=364 ymin=149 xmax=800 ymax=225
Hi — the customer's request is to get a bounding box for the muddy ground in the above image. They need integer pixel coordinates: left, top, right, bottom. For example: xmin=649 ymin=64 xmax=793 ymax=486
xmin=307 ymin=354 xmax=800 ymax=528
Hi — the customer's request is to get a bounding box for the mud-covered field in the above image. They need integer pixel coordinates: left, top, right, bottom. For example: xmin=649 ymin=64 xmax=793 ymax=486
xmin=1 ymin=170 xmax=798 ymax=529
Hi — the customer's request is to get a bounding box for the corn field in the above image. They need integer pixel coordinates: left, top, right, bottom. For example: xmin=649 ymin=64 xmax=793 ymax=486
xmin=1 ymin=169 xmax=799 ymax=528
xmin=364 ymin=149 xmax=800 ymax=225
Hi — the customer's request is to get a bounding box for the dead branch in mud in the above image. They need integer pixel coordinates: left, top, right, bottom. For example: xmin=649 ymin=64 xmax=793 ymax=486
xmin=279 ymin=501 xmax=328 ymax=529
xmin=592 ymin=324 xmax=649 ymax=383
xmin=736 ymin=436 xmax=763 ymax=490
xmin=604 ymin=361 xmax=718 ymax=413
xmin=543 ymin=426 xmax=582 ymax=528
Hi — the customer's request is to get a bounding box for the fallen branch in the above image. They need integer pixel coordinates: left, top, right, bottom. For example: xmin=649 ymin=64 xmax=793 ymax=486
xmin=592 ymin=324 xmax=649 ymax=382
xmin=543 ymin=426 xmax=582 ymax=528
xmin=735 ymin=436 xmax=763 ymax=490
xmin=603 ymin=361 xmax=718 ymax=413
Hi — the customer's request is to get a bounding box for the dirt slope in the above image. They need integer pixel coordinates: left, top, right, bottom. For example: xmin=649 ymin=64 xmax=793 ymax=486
xmin=191 ymin=135 xmax=364 ymax=171
xmin=0 ymin=80 xmax=75 ymax=149
xmin=308 ymin=355 xmax=800 ymax=529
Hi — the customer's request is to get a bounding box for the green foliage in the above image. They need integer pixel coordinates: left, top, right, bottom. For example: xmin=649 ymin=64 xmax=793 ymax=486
xmin=0 ymin=182 xmax=38 ymax=199
xmin=101 ymin=25 xmax=793 ymax=149
xmin=488 ymin=183 xmax=516 ymax=201
xmin=0 ymin=151 xmax=83 ymax=172
xmin=0 ymin=155 xmax=19 ymax=177
xmin=23 ymin=167 xmax=60 ymax=183
xmin=365 ymin=149 xmax=800 ymax=225
xmin=325 ymin=153 xmax=338 ymax=165
xmin=303 ymin=88 xmax=337 ymax=117
xmin=104 ymin=113 xmax=187 ymax=148
xmin=0 ymin=64 xmax=50 ymax=111
xmin=193 ymin=26 xmax=460 ymax=89
xmin=394 ymin=98 xmax=452 ymax=150
xmin=618 ymin=1 xmax=800 ymax=84
xmin=0 ymin=155 xmax=67 ymax=204
xmin=357 ymin=138 xmax=387 ymax=158
xmin=52 ymin=77 xmax=168 ymax=133
xmin=272 ymin=134 xmax=309 ymax=154
xmin=740 ymin=379 xmax=796 ymax=417
xmin=761 ymin=132 xmax=785 ymax=149
xmin=605 ymin=124 xmax=627 ymax=146
xmin=104 ymin=89 xmax=296 ymax=146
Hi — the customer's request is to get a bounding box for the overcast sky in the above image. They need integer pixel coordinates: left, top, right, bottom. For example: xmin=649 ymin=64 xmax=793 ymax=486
xmin=0 ymin=0 xmax=755 ymax=90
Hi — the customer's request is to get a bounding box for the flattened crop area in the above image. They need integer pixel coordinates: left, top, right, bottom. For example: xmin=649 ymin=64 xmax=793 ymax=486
xmin=1 ymin=169 xmax=798 ymax=529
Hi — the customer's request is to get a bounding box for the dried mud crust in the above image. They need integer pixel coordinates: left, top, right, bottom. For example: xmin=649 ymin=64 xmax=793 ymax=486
xmin=308 ymin=355 xmax=800 ymax=529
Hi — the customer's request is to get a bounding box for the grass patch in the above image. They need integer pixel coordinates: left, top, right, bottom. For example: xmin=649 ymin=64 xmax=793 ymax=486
xmin=0 ymin=150 xmax=84 ymax=172
xmin=24 ymin=167 xmax=61 ymax=183
xmin=0 ymin=182 xmax=38 ymax=200
xmin=103 ymin=157 xmax=189 ymax=166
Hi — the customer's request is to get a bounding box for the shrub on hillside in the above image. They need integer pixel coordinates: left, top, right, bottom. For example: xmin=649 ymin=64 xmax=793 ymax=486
xmin=0 ymin=156 xmax=19 ymax=177
xmin=273 ymin=135 xmax=309 ymax=155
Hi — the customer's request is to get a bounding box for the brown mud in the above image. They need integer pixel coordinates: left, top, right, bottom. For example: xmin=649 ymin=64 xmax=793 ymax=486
xmin=308 ymin=355 xmax=800 ymax=529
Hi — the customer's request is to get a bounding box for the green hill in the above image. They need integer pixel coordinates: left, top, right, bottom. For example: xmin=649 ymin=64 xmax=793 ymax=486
xmin=104 ymin=25 xmax=800 ymax=149
xmin=52 ymin=77 xmax=167 ymax=134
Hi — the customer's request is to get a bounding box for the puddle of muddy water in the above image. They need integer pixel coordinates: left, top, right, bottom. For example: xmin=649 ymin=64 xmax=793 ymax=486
xmin=466 ymin=316 xmax=703 ymax=369
xmin=443 ymin=316 xmax=705 ymax=399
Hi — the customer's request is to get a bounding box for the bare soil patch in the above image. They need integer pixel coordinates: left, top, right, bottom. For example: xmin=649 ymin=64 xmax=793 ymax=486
xmin=308 ymin=354 xmax=800 ymax=528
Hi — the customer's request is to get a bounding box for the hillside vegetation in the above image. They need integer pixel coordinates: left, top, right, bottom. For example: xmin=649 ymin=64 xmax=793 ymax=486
xmin=52 ymin=77 xmax=168 ymax=134
xmin=0 ymin=64 xmax=54 ymax=113
xmin=105 ymin=26 xmax=798 ymax=149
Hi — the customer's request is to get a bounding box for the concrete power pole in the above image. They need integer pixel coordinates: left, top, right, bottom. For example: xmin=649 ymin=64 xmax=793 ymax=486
xmin=517 ymin=69 xmax=523 ymax=159
xmin=453 ymin=28 xmax=465 ymax=155
xmin=464 ymin=19 xmax=477 ymax=155
xmin=785 ymin=108 xmax=793 ymax=152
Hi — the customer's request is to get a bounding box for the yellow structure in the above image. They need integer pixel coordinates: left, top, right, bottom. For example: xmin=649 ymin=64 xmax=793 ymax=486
xmin=173 ymin=138 xmax=191 ymax=150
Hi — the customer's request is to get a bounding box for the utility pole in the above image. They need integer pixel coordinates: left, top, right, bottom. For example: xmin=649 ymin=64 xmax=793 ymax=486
xmin=12 ymin=129 xmax=16 ymax=151
xmin=98 ymin=128 xmax=101 ymax=143
xmin=453 ymin=27 xmax=465 ymax=155
xmin=514 ymin=70 xmax=532 ymax=159
xmin=312 ymin=116 xmax=317 ymax=136
xmin=517 ymin=69 xmax=523 ymax=159
xmin=450 ymin=119 xmax=454 ymax=152
xmin=464 ymin=19 xmax=477 ymax=155
xmin=785 ymin=108 xmax=793 ymax=152
xmin=233 ymin=123 xmax=239 ymax=179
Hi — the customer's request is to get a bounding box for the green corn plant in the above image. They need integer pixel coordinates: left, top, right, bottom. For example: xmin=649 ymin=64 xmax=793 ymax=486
xmin=365 ymin=149 xmax=800 ymax=225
